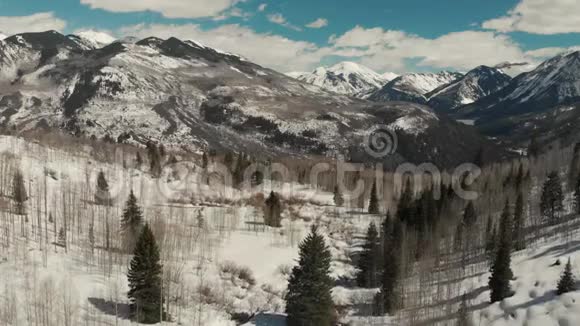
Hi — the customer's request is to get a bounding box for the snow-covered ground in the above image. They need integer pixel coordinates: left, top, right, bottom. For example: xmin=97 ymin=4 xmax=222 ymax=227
xmin=0 ymin=134 xmax=580 ymax=326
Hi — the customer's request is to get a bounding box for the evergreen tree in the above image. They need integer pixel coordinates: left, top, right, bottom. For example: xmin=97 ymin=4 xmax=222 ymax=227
xmin=356 ymin=222 xmax=381 ymax=288
xmin=95 ymin=171 xmax=110 ymax=205
xmin=136 ymin=151 xmax=143 ymax=167
xmin=527 ymin=135 xmax=540 ymax=158
xmin=233 ymin=153 xmax=250 ymax=186
xmin=454 ymin=222 xmax=464 ymax=252
xmin=557 ymin=258 xmax=576 ymax=295
xmin=88 ymin=223 xmax=95 ymax=253
xmin=474 ymin=147 xmax=485 ymax=167
xmin=540 ymin=172 xmax=564 ymax=223
xmin=224 ymin=151 xmax=234 ymax=171
xmin=146 ymin=141 xmax=162 ymax=177
xmin=397 ymin=179 xmax=414 ymax=224
xmin=333 ymin=185 xmax=344 ymax=207
xmin=201 ymin=151 xmax=208 ymax=169
xmin=574 ymin=174 xmax=580 ymax=215
xmin=515 ymin=163 xmax=525 ymax=190
xmin=12 ymin=170 xmax=27 ymax=215
xmin=489 ymin=201 xmax=514 ymax=303
xmin=368 ymin=180 xmax=380 ymax=214
xmin=375 ymin=216 xmax=403 ymax=315
xmin=285 ymin=225 xmax=334 ymax=326
xmin=121 ymin=190 xmax=144 ymax=252
xmin=264 ymin=191 xmax=282 ymax=227
xmin=58 ymin=227 xmax=66 ymax=248
xmin=127 ymin=223 xmax=166 ymax=324
xmin=513 ymin=192 xmax=525 ymax=251
xmin=463 ymin=202 xmax=477 ymax=228
xmin=456 ymin=293 xmax=471 ymax=326
xmin=569 ymin=142 xmax=580 ymax=190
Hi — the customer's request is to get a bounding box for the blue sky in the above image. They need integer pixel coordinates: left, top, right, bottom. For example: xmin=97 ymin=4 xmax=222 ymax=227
xmin=0 ymin=0 xmax=579 ymax=73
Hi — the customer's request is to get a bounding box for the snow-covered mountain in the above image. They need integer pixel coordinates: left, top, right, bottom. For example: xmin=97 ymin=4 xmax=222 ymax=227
xmin=0 ymin=33 xmax=7 ymax=41
xmin=68 ymin=30 xmax=116 ymax=49
xmin=0 ymin=31 xmax=497 ymax=167
xmin=368 ymin=71 xmax=463 ymax=104
xmin=287 ymin=61 xmax=394 ymax=97
xmin=460 ymin=51 xmax=580 ymax=145
xmin=427 ymin=66 xmax=511 ymax=111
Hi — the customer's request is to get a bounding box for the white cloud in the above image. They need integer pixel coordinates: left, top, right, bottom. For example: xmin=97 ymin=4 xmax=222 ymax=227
xmin=0 ymin=12 xmax=66 ymax=36
xmin=80 ymin=0 xmax=238 ymax=19
xmin=116 ymin=21 xmax=575 ymax=74
xmin=329 ymin=26 xmax=532 ymax=72
xmin=212 ymin=7 xmax=250 ymax=21
xmin=258 ymin=3 xmax=267 ymax=12
xmin=266 ymin=13 xmax=302 ymax=31
xmin=119 ymin=23 xmax=330 ymax=72
xmin=306 ymin=18 xmax=328 ymax=29
xmin=267 ymin=13 xmax=286 ymax=24
xmin=482 ymin=0 xmax=580 ymax=34
xmin=525 ymin=46 xmax=580 ymax=59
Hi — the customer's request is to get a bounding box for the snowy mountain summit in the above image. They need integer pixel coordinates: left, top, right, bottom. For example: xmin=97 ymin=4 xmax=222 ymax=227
xmin=368 ymin=71 xmax=463 ymax=104
xmin=68 ymin=30 xmax=117 ymax=49
xmin=427 ymin=65 xmax=512 ymax=111
xmin=288 ymin=61 xmax=396 ymax=97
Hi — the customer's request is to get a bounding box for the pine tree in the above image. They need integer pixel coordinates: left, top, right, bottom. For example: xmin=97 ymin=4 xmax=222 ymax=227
xmin=201 ymin=151 xmax=208 ymax=169
xmin=356 ymin=222 xmax=381 ymax=288
xmin=540 ymin=172 xmax=564 ymax=223
xmin=463 ymin=202 xmax=477 ymax=228
xmin=127 ymin=223 xmax=166 ymax=324
xmin=397 ymin=179 xmax=414 ymax=224
xmin=569 ymin=142 xmax=580 ymax=190
xmin=527 ymin=135 xmax=540 ymax=158
xmin=474 ymin=147 xmax=485 ymax=167
xmin=136 ymin=152 xmax=143 ymax=167
xmin=264 ymin=191 xmax=282 ymax=227
xmin=333 ymin=185 xmax=344 ymax=207
xmin=513 ymin=192 xmax=525 ymax=251
xmin=557 ymin=258 xmax=576 ymax=295
xmin=574 ymin=174 xmax=580 ymax=215
xmin=489 ymin=201 xmax=514 ymax=303
xmin=224 ymin=151 xmax=234 ymax=171
xmin=454 ymin=222 xmax=464 ymax=252
xmin=375 ymin=216 xmax=403 ymax=315
xmin=121 ymin=190 xmax=144 ymax=252
xmin=285 ymin=225 xmax=334 ymax=326
xmin=95 ymin=171 xmax=110 ymax=205
xmin=12 ymin=170 xmax=27 ymax=215
xmin=368 ymin=180 xmax=380 ymax=214
xmin=88 ymin=223 xmax=95 ymax=253
xmin=146 ymin=141 xmax=162 ymax=177
xmin=58 ymin=227 xmax=66 ymax=248
xmin=456 ymin=293 xmax=471 ymax=326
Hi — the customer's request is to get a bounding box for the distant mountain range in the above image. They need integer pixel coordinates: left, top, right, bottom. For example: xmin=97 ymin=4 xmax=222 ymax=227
xmin=287 ymin=61 xmax=397 ymax=97
xmin=457 ymin=50 xmax=580 ymax=146
xmin=0 ymin=30 xmax=497 ymax=167
xmin=426 ymin=66 xmax=512 ymax=111
xmin=368 ymin=71 xmax=463 ymax=104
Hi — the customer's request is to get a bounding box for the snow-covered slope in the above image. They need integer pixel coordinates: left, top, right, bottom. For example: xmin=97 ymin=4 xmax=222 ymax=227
xmin=0 ymin=31 xmax=495 ymax=167
xmin=427 ymin=66 xmax=511 ymax=111
xmin=68 ymin=30 xmax=116 ymax=49
xmin=368 ymin=71 xmax=463 ymax=104
xmin=459 ymin=51 xmax=580 ymax=144
xmin=287 ymin=61 xmax=393 ymax=97
xmin=0 ymin=33 xmax=7 ymax=41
